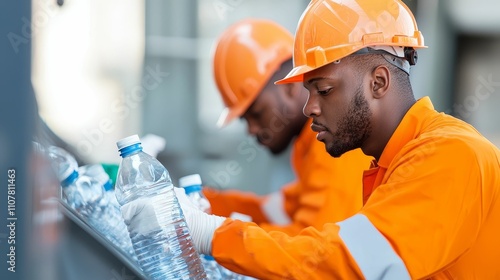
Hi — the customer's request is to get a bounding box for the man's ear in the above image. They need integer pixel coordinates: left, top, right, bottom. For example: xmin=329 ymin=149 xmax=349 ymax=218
xmin=371 ymin=65 xmax=390 ymax=99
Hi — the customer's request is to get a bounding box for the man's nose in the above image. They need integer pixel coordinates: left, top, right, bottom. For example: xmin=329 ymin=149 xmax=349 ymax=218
xmin=303 ymin=94 xmax=320 ymax=117
xmin=246 ymin=120 xmax=260 ymax=136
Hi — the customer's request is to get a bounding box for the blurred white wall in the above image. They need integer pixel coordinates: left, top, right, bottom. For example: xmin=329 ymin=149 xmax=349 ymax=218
xmin=32 ymin=0 xmax=145 ymax=164
xmin=410 ymin=0 xmax=500 ymax=146
xmin=446 ymin=0 xmax=500 ymax=146
xmin=447 ymin=0 xmax=500 ymax=33
xmin=454 ymin=38 xmax=500 ymax=146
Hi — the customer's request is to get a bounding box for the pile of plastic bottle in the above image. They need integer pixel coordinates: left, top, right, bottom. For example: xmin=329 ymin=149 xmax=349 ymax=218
xmin=42 ymin=134 xmax=255 ymax=280
xmin=43 ymin=144 xmax=137 ymax=261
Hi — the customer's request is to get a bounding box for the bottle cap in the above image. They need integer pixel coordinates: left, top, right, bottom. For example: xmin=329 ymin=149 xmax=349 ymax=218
xmin=179 ymin=174 xmax=202 ymax=188
xmin=116 ymin=134 xmax=141 ymax=150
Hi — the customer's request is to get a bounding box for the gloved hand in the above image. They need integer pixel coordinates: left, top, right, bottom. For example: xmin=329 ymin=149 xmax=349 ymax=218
xmin=121 ymin=196 xmax=162 ymax=236
xmin=173 ymin=187 xmax=226 ymax=255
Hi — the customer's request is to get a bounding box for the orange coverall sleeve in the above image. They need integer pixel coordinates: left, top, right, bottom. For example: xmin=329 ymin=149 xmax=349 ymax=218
xmin=213 ymin=219 xmax=364 ymax=279
xmin=212 ymin=137 xmax=492 ymax=279
xmin=258 ymin=148 xmax=369 ymax=235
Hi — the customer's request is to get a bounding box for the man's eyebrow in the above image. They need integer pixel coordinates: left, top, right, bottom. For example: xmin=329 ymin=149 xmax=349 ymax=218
xmin=306 ymin=77 xmax=326 ymax=85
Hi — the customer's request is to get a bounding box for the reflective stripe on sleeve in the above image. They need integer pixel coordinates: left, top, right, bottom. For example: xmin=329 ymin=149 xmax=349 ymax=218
xmin=337 ymin=214 xmax=411 ymax=280
xmin=261 ymin=191 xmax=291 ymax=225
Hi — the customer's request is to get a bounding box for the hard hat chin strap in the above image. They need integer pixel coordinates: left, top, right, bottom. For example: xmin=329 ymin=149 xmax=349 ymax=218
xmin=351 ymin=47 xmax=416 ymax=75
xmin=381 ymin=53 xmax=411 ymax=75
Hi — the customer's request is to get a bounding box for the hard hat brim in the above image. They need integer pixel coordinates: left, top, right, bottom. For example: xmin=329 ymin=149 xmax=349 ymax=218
xmin=216 ymin=107 xmax=234 ymax=128
xmin=274 ymin=64 xmax=313 ymax=85
xmin=216 ymin=95 xmax=253 ymax=128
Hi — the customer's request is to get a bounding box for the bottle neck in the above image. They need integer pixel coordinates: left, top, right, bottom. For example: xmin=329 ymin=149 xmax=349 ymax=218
xmin=61 ymin=170 xmax=78 ymax=188
xmin=203 ymin=255 xmax=215 ymax=261
xmin=103 ymin=179 xmax=113 ymax=191
xmin=184 ymin=184 xmax=202 ymax=195
xmin=119 ymin=143 xmax=143 ymax=157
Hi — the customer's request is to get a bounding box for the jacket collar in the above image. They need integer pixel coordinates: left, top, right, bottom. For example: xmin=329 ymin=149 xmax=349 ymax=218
xmin=377 ymin=96 xmax=435 ymax=169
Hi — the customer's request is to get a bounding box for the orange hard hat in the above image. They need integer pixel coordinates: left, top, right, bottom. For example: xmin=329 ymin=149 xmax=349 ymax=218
xmin=213 ymin=19 xmax=293 ymax=127
xmin=276 ymin=0 xmax=426 ymax=85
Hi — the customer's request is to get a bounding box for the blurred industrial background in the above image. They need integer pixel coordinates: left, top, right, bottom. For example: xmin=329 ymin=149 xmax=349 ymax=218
xmin=29 ymin=0 xmax=500 ymax=194
xmin=1 ymin=0 xmax=500 ymax=279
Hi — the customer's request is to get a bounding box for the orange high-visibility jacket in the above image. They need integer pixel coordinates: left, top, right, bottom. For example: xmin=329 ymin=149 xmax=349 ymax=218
xmin=204 ymin=118 xmax=372 ymax=235
xmin=211 ymin=97 xmax=500 ymax=280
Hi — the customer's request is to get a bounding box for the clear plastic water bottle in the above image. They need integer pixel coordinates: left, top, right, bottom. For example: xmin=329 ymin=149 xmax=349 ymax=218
xmin=47 ymin=146 xmax=79 ymax=182
xmin=114 ymin=135 xmax=206 ymax=280
xmin=179 ymin=174 xmax=211 ymax=214
xmin=179 ymin=174 xmax=221 ymax=279
xmin=179 ymin=174 xmax=252 ymax=280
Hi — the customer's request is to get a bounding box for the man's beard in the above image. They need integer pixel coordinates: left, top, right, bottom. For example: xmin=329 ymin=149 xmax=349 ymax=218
xmin=327 ymin=85 xmax=371 ymax=158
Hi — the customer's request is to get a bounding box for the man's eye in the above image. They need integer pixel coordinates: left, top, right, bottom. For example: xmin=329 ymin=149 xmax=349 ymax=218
xmin=318 ymin=88 xmax=333 ymax=96
xmin=250 ymin=110 xmax=262 ymax=119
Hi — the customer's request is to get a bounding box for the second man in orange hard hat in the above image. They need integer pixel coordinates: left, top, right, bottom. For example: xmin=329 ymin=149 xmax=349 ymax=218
xmin=203 ymin=19 xmax=373 ymax=235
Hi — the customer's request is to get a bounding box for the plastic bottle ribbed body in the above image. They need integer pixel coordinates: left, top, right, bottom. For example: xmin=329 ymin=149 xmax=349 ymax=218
xmin=115 ymin=147 xmax=206 ymax=280
xmin=91 ymin=200 xmax=136 ymax=259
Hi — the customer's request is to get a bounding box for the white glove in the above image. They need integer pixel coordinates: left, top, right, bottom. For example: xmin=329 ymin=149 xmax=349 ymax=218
xmin=121 ymin=196 xmax=162 ymax=236
xmin=173 ymin=187 xmax=226 ymax=255
xmin=120 ymin=189 xmax=210 ymax=237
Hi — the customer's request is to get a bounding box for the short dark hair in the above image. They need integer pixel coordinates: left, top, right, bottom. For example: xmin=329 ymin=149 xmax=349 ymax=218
xmin=348 ymin=54 xmax=413 ymax=96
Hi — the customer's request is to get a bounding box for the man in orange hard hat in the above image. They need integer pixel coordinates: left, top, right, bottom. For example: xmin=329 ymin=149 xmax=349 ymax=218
xmin=203 ymin=18 xmax=373 ymax=235
xmin=174 ymin=1 xmax=500 ymax=279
